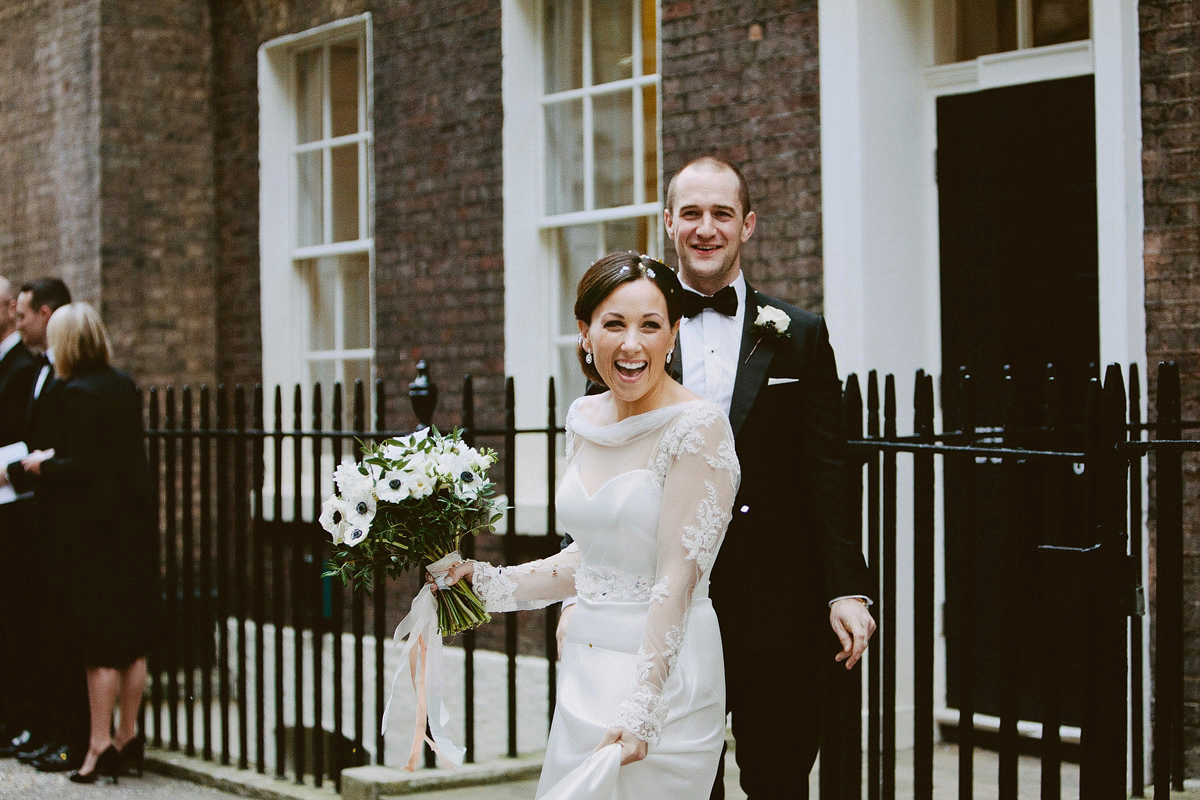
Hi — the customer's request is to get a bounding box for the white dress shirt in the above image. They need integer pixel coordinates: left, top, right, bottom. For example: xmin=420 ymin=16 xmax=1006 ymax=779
xmin=32 ymin=349 xmax=54 ymax=399
xmin=678 ymin=273 xmax=747 ymax=416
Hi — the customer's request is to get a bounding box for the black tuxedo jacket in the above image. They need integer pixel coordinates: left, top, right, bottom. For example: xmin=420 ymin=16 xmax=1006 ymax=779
xmin=688 ymin=284 xmax=871 ymax=655
xmin=0 ymin=341 xmax=39 ymax=446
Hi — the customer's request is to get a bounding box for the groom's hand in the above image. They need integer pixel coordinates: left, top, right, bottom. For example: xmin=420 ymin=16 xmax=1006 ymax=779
xmin=830 ymin=598 xmax=876 ymax=669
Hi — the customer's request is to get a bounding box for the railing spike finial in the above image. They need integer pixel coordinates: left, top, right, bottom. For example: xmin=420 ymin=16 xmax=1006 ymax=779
xmin=409 ymin=359 xmax=439 ymax=431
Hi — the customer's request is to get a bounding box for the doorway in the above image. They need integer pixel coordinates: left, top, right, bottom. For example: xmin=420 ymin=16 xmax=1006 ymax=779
xmin=937 ymin=75 xmax=1099 ymax=728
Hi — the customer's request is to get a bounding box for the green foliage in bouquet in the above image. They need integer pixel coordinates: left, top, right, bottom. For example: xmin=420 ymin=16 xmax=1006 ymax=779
xmin=321 ymin=427 xmax=503 ymax=636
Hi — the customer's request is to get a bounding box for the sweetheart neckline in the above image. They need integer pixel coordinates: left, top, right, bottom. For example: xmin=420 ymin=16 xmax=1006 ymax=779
xmin=567 ymin=466 xmax=658 ymax=502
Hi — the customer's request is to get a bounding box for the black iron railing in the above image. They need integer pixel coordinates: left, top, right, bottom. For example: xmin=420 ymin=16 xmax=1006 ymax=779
xmin=142 ymin=360 xmax=1196 ymax=798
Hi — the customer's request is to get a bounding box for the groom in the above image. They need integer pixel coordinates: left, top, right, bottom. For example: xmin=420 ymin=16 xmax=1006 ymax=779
xmin=666 ymin=157 xmax=875 ymax=799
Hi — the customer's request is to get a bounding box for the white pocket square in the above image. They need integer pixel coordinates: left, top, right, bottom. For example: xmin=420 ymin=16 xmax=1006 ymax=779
xmin=767 ymin=377 xmax=799 ymax=386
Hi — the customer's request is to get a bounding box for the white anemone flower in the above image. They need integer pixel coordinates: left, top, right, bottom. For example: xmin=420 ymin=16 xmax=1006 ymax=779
xmin=376 ymin=470 xmax=411 ymax=503
xmin=343 ymin=525 xmax=368 ymax=547
xmin=319 ymin=496 xmax=352 ymax=542
xmin=457 ymin=469 xmax=482 ymax=501
xmin=344 ymin=489 xmax=377 ymax=529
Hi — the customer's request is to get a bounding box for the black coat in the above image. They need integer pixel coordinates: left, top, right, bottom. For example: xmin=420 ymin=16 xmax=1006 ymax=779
xmin=700 ymin=284 xmax=871 ymax=655
xmin=39 ymin=366 xmax=158 ymax=667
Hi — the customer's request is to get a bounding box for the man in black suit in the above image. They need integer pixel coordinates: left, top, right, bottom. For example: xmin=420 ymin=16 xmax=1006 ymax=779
xmin=0 ymin=277 xmax=39 ymax=746
xmin=0 ymin=278 xmax=86 ymax=772
xmin=664 ymin=157 xmax=876 ymax=799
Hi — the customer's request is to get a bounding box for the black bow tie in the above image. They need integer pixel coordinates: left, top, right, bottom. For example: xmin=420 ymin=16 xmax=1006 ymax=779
xmin=681 ymin=286 xmax=738 ymax=318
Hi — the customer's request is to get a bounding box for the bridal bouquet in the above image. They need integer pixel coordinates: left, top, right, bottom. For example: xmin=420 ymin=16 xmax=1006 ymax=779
xmin=321 ymin=427 xmax=502 ymax=636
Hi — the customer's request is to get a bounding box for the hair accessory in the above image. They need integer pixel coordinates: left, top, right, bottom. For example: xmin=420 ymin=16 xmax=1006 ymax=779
xmin=645 ymin=267 xmax=656 ymax=279
xmin=619 ymin=265 xmax=631 ymax=274
xmin=585 ymin=352 xmax=593 ymax=365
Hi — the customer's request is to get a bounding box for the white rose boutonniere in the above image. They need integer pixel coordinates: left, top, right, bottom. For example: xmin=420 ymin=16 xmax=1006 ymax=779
xmin=753 ymin=305 xmax=791 ymax=337
xmin=747 ymin=305 xmax=791 ymax=362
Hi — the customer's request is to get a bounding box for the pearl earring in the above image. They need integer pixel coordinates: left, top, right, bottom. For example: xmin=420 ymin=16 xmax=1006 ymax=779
xmin=666 ymin=349 xmax=674 ymax=364
xmin=585 ymin=352 xmax=593 ymax=365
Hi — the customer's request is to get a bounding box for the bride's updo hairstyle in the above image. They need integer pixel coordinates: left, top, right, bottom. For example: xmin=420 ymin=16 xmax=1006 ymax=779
xmin=574 ymin=251 xmax=684 ymax=387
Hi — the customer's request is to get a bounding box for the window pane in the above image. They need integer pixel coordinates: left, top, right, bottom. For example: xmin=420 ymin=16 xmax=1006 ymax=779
xmin=545 ymin=99 xmax=585 ymax=214
xmin=558 ymin=343 xmax=588 ymax=422
xmin=342 ymin=252 xmax=371 ymax=350
xmin=296 ymin=150 xmax=324 ymax=247
xmin=331 ymin=143 xmax=360 ymax=242
xmin=593 ymin=91 xmax=633 ymax=209
xmin=310 ymin=359 xmax=336 ymax=399
xmin=591 ymin=0 xmax=633 ymax=85
xmin=296 ymin=47 xmax=323 ymax=144
xmin=344 ymin=358 xmax=372 ymax=402
xmin=955 ymin=0 xmax=1016 ymax=61
xmin=640 ymin=0 xmax=656 ymax=76
xmin=330 ymin=41 xmax=361 ymax=138
xmin=557 ymin=224 xmax=602 ymax=334
xmin=302 ymin=256 xmax=338 ymax=351
xmin=641 ymin=85 xmax=658 ymax=205
xmin=602 ymin=217 xmax=639 ymax=255
xmin=544 ymin=0 xmax=583 ymax=92
xmin=1033 ymin=0 xmax=1089 ymax=47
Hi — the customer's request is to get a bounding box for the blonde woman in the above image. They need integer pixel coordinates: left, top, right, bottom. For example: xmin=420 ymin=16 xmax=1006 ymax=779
xmin=21 ymin=303 xmax=157 ymax=784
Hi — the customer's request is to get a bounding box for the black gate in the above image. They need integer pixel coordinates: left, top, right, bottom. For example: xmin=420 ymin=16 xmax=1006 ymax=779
xmin=838 ymin=361 xmax=1196 ymax=799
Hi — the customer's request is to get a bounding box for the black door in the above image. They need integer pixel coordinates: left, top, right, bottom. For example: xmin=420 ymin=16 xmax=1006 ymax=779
xmin=937 ymin=75 xmax=1099 ymax=729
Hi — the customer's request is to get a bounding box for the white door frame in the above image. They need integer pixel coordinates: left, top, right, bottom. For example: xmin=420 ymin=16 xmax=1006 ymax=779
xmin=818 ymin=0 xmax=1146 ymax=755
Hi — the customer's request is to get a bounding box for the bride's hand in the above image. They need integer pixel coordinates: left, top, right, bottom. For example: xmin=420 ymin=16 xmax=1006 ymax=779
xmin=428 ymin=561 xmax=475 ymax=593
xmin=596 ymin=726 xmax=647 ymax=766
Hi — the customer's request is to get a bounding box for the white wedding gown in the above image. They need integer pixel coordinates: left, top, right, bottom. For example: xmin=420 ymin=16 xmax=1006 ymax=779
xmin=472 ymin=398 xmax=739 ymax=799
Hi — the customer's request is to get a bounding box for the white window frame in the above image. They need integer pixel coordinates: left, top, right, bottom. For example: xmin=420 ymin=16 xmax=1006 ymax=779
xmin=259 ymin=14 xmax=375 ymax=408
xmin=258 ymin=14 xmax=375 ymax=520
xmin=503 ymin=0 xmax=662 ymax=533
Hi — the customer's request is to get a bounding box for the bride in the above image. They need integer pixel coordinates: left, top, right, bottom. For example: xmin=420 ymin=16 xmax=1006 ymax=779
xmin=440 ymin=252 xmax=739 ymax=798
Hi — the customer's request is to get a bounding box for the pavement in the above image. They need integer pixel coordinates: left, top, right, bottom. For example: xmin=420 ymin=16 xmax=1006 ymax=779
xmin=4 ymin=742 xmax=1200 ymax=799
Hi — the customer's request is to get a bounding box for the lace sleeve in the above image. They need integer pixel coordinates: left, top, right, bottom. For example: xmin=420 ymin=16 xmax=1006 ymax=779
xmin=612 ymin=404 xmax=739 ymax=745
xmin=472 ymin=543 xmax=581 ymax=612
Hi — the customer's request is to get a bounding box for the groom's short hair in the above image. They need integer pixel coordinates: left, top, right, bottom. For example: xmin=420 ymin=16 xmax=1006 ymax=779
xmin=665 ymin=156 xmax=752 ymax=218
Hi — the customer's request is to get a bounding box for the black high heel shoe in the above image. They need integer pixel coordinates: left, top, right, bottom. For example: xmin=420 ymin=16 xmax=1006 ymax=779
xmin=116 ymin=734 xmax=144 ymax=777
xmin=69 ymin=745 xmax=119 ymax=785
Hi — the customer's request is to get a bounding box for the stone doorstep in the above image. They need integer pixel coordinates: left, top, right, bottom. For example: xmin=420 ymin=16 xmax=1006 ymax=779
xmin=144 ymin=745 xmax=544 ymax=800
xmin=341 ymin=755 xmax=544 ymax=800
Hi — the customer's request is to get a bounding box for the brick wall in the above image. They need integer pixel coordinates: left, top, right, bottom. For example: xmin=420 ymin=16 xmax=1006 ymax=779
xmin=372 ymin=0 xmax=507 ymax=434
xmin=1140 ymin=0 xmax=1200 ymax=775
xmin=97 ymin=0 xmax=216 ymax=391
xmin=0 ymin=0 xmax=101 ymax=303
xmin=209 ymin=1 xmax=508 ymax=435
xmin=660 ymin=0 xmax=823 ymax=313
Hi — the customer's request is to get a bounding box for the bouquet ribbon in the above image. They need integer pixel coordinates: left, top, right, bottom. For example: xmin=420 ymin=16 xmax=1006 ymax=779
xmin=381 ymin=551 xmax=467 ymax=771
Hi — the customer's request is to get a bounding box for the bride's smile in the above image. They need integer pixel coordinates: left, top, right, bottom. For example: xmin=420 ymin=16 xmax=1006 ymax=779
xmin=579 ymin=277 xmax=681 ymax=418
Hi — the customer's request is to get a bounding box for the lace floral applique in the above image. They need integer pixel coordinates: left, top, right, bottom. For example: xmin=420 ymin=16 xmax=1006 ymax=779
xmin=648 ymin=404 xmax=726 ymax=482
xmin=681 ymin=481 xmax=727 ymax=571
xmin=708 ymin=437 xmax=740 ymax=488
xmin=576 ymin=565 xmax=655 ymax=602
xmin=613 ymin=686 xmax=670 ymax=746
xmin=649 ymin=575 xmax=670 ymax=605
xmin=565 ymin=426 xmax=577 ymax=465
xmin=473 ymin=562 xmax=518 ymax=611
